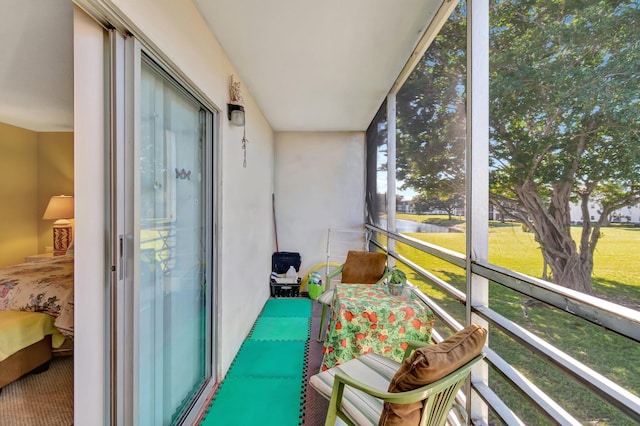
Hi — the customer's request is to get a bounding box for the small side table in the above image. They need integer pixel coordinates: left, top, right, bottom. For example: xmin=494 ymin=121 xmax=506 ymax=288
xmin=24 ymin=253 xmax=55 ymax=263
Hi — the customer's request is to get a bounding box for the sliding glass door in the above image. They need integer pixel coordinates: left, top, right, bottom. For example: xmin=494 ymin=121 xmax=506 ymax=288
xmin=136 ymin=54 xmax=212 ymax=425
xmin=110 ymin=34 xmax=215 ymax=425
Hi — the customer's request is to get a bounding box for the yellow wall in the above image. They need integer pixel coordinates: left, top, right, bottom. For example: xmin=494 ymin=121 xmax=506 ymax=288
xmin=0 ymin=123 xmax=39 ymax=266
xmin=37 ymin=132 xmax=74 ymax=253
xmin=0 ymin=122 xmax=74 ymax=266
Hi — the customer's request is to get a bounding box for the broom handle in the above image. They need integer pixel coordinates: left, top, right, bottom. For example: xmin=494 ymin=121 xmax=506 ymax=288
xmin=272 ymin=193 xmax=279 ymax=252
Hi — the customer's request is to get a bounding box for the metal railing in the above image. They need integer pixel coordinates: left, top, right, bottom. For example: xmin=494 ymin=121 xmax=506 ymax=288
xmin=365 ymin=223 xmax=640 ymax=425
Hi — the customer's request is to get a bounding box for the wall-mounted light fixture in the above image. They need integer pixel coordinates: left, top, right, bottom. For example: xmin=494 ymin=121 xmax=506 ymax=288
xmin=227 ymin=103 xmax=245 ymax=126
xmin=229 ymin=75 xmax=250 ymax=167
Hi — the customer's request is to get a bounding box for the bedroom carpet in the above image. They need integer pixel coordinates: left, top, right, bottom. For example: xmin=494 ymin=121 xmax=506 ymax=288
xmin=0 ymin=355 xmax=73 ymax=426
xmin=200 ymin=297 xmax=311 ymax=426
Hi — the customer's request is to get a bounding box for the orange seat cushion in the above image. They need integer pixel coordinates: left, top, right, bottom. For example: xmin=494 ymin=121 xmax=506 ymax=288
xmin=341 ymin=251 xmax=387 ymax=284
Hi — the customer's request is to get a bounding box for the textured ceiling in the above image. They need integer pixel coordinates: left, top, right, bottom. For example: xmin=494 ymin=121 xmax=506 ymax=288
xmin=0 ymin=0 xmax=73 ymax=132
xmin=195 ymin=0 xmax=441 ymax=131
xmin=0 ymin=0 xmax=442 ymax=132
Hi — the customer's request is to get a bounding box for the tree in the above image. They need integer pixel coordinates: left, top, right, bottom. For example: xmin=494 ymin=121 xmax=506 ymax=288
xmin=395 ymin=0 xmax=640 ymax=294
xmin=428 ymin=194 xmax=465 ymax=220
xmin=409 ymin=193 xmax=464 ymax=219
xmin=410 ymin=194 xmax=430 ymax=214
xmin=396 ymin=6 xmax=467 ymax=223
xmin=489 ymin=0 xmax=640 ymax=293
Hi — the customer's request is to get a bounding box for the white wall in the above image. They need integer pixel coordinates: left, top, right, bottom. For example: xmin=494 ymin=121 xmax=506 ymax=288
xmin=73 ymin=6 xmax=106 ymax=424
xmin=73 ymin=3 xmax=277 ymax=423
xmin=274 ymin=132 xmax=366 ymax=280
xmin=106 ymin=0 xmax=276 ymax=376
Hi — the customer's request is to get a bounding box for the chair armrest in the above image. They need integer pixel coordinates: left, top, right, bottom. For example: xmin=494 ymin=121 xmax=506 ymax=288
xmin=333 ymin=354 xmax=485 ymax=402
xmin=324 ymin=264 xmax=344 ymax=291
xmin=326 ymin=373 xmax=428 ymax=426
xmin=331 ymin=371 xmax=435 ymax=405
xmin=402 ymin=340 xmax=432 ymax=361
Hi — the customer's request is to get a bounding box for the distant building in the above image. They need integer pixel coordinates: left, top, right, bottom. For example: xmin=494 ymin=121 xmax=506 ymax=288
xmin=570 ymin=202 xmax=640 ymax=224
xmin=397 ymin=199 xmax=415 ymax=214
xmin=399 ymin=197 xmax=639 ymax=225
xmin=489 ymin=204 xmax=503 ymax=222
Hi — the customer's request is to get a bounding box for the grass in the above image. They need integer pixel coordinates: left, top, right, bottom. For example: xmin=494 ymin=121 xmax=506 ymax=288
xmin=387 ymin=214 xmax=640 ymax=425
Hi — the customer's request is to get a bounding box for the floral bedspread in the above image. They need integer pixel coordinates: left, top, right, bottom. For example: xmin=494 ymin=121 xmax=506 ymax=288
xmin=0 ymin=254 xmax=74 ymax=338
xmin=321 ymin=284 xmax=434 ymax=371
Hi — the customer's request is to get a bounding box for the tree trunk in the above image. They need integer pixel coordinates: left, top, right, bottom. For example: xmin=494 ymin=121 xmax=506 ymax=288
xmin=543 ymin=250 xmax=594 ymax=294
xmin=513 ymin=181 xmax=595 ymax=294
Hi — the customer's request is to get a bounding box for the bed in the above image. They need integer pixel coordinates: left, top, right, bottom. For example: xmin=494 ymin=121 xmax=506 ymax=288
xmin=0 ymin=254 xmax=73 ymax=389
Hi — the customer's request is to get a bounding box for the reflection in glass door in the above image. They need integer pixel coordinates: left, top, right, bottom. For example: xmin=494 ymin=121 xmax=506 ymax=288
xmin=136 ymin=54 xmax=212 ymax=425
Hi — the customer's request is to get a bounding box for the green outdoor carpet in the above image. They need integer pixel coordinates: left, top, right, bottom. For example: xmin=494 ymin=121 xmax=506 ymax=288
xmin=249 ymin=317 xmax=310 ymax=341
xmin=202 ymin=377 xmax=305 ymax=425
xmin=260 ymin=298 xmax=312 ymax=317
xmin=226 ymin=340 xmax=307 ymax=378
xmin=201 ymin=297 xmax=311 ymax=426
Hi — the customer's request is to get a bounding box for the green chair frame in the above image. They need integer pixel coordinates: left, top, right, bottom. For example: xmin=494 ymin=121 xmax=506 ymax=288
xmin=321 ymin=343 xmax=484 ymax=426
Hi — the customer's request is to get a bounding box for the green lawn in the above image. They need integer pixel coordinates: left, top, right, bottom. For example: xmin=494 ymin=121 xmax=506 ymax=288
xmin=389 ymin=214 xmax=640 ymax=425
xmin=396 ymin=213 xmax=640 ymax=301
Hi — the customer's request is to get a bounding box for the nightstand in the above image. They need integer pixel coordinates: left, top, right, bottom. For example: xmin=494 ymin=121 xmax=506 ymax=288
xmin=24 ymin=253 xmax=55 ymax=263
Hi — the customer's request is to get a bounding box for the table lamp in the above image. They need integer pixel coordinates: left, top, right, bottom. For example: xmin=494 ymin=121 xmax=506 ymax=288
xmin=43 ymin=195 xmax=74 ymax=256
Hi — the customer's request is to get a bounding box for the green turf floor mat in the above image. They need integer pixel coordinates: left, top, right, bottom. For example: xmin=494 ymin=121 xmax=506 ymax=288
xmin=226 ymin=340 xmax=307 ymax=378
xmin=201 ymin=377 xmax=304 ymax=425
xmin=261 ymin=298 xmax=312 ymax=318
xmin=249 ymin=316 xmax=310 ymax=341
xmin=200 ymin=298 xmax=311 ymax=425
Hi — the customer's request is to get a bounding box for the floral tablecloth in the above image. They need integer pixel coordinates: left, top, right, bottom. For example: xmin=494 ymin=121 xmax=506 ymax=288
xmin=321 ymin=284 xmax=434 ymax=371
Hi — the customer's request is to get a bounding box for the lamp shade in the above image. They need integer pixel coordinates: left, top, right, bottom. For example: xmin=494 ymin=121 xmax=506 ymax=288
xmin=43 ymin=195 xmax=74 ymax=220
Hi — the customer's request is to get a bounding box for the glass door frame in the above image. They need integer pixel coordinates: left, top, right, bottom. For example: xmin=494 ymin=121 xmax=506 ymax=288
xmin=109 ymin=31 xmax=219 ymax=426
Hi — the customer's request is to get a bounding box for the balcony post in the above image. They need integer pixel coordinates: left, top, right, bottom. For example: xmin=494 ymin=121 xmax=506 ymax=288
xmin=386 ymin=92 xmax=397 ymax=268
xmin=467 ymin=0 xmax=490 ymax=422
